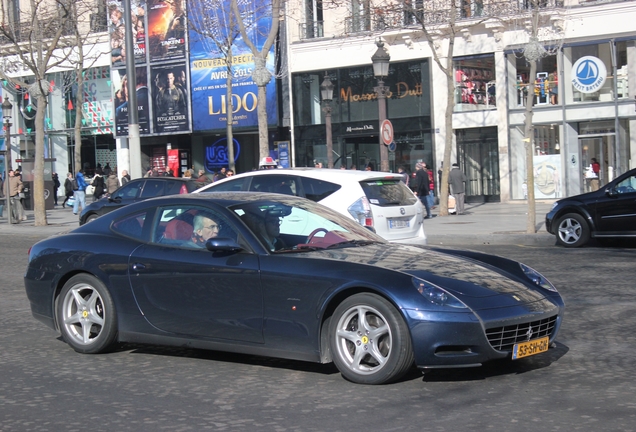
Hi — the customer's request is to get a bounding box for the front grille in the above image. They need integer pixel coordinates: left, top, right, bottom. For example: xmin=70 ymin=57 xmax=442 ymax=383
xmin=486 ymin=315 xmax=557 ymax=352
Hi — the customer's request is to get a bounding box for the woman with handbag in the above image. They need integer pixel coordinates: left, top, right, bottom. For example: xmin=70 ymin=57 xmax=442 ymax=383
xmin=62 ymin=173 xmax=75 ymax=208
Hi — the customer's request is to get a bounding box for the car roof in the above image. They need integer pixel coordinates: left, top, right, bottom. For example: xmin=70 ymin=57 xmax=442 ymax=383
xmin=195 ymin=168 xmax=404 ymax=192
xmin=131 ymin=177 xmax=193 ymax=182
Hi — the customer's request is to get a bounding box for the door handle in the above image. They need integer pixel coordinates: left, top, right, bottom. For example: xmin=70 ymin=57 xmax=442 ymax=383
xmin=132 ymin=263 xmax=146 ymax=272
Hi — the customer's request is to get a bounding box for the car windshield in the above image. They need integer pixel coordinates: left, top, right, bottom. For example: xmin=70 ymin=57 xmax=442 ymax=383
xmin=230 ymin=198 xmax=385 ymax=253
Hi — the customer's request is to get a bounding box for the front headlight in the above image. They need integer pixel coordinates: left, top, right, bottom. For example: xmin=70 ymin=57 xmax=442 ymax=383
xmin=520 ymin=263 xmax=558 ymax=292
xmin=412 ymin=277 xmax=467 ymax=308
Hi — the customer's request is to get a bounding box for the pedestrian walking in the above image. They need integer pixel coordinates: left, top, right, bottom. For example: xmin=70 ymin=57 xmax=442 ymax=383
xmin=449 ymin=163 xmax=468 ymax=215
xmin=8 ymin=169 xmax=25 ymax=223
xmin=62 ymin=173 xmax=74 ymax=208
xmin=52 ymin=172 xmax=60 ymax=206
xmin=91 ymin=172 xmax=105 ymax=201
xmin=106 ymin=171 xmax=120 ymax=195
xmin=72 ymin=170 xmax=88 ymax=215
xmin=121 ymin=170 xmax=131 ymax=185
xmin=414 ymin=163 xmax=432 ymax=219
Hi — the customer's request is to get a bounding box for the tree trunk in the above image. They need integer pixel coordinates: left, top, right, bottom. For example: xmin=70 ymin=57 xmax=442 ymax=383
xmin=75 ymin=70 xmax=84 ymax=178
xmin=524 ymin=60 xmax=538 ymax=234
xmin=33 ymin=93 xmax=48 ymax=226
xmin=257 ymin=83 xmax=269 ymax=161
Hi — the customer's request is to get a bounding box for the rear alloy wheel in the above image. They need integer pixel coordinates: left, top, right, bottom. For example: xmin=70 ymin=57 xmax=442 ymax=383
xmin=57 ymin=274 xmax=118 ymax=354
xmin=330 ymin=293 xmax=413 ymax=384
xmin=556 ymin=213 xmax=589 ymax=247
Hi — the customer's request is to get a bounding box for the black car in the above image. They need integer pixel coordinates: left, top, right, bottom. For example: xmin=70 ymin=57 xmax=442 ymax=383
xmin=546 ymin=168 xmax=636 ymax=247
xmin=26 ymin=192 xmax=564 ymax=385
xmin=79 ymin=177 xmax=198 ymax=225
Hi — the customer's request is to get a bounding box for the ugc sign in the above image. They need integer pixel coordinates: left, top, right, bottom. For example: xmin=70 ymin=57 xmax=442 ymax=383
xmin=571 ymin=56 xmax=607 ymax=94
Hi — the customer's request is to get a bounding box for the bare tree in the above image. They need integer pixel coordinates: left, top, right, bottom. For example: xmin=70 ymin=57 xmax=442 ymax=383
xmin=68 ymin=0 xmax=104 ymax=180
xmin=349 ymin=0 xmax=491 ymax=216
xmin=519 ymin=0 xmax=563 ymax=233
xmin=0 ymin=0 xmax=100 ymax=225
xmin=231 ymin=0 xmax=282 ymax=162
xmin=189 ymin=0 xmax=243 ymax=171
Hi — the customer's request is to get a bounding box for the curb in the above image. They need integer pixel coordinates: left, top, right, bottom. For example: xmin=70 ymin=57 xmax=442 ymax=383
xmin=427 ymin=233 xmax=555 ymax=247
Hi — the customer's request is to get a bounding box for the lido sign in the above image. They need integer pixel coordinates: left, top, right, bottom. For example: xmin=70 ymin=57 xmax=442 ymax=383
xmin=571 ymin=56 xmax=606 ymax=94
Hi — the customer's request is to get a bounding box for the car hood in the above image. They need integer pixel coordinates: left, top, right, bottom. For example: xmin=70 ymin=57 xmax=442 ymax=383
xmin=298 ymin=243 xmax=541 ymax=301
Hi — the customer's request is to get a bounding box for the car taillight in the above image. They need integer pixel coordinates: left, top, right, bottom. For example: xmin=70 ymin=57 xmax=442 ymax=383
xmin=347 ymin=197 xmax=373 ymax=227
xmin=179 ymin=184 xmax=188 ymax=194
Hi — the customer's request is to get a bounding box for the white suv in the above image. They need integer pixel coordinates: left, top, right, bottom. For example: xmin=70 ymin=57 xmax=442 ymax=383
xmin=194 ymin=168 xmax=426 ymax=244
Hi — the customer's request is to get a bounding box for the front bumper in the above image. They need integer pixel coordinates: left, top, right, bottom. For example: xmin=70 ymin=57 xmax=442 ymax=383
xmin=405 ymin=300 xmax=563 ymax=368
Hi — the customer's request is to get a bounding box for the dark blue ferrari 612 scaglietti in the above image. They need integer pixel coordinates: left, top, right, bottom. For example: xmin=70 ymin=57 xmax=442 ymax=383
xmin=24 ymin=192 xmax=565 ymax=384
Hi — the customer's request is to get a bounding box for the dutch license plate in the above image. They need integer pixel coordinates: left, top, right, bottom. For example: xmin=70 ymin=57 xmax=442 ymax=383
xmin=512 ymin=336 xmax=549 ymax=360
xmin=389 ymin=219 xmax=409 ymax=229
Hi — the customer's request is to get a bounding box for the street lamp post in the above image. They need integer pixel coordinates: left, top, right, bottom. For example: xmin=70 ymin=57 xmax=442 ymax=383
xmin=371 ymin=39 xmax=391 ymax=172
xmin=320 ymin=73 xmax=334 ymax=169
xmin=2 ymin=98 xmax=12 ymax=225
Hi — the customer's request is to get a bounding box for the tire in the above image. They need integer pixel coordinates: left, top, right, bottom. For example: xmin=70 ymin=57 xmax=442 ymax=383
xmin=555 ymin=213 xmax=589 ymax=248
xmin=86 ymin=214 xmax=99 ymax=223
xmin=57 ymin=274 xmax=118 ymax=354
xmin=329 ymin=293 xmax=414 ymax=385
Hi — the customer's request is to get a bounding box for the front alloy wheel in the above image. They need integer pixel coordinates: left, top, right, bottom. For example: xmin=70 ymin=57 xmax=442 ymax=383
xmin=57 ymin=274 xmax=117 ymax=354
xmin=330 ymin=293 xmax=413 ymax=384
xmin=556 ymin=213 xmax=589 ymax=247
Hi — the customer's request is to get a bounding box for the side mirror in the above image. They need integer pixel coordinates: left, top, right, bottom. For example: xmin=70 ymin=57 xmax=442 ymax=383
xmin=606 ymin=187 xmax=618 ymax=197
xmin=206 ymin=237 xmax=243 ymax=252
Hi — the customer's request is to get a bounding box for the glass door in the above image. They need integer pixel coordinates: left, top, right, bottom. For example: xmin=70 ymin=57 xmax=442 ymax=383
xmin=457 ymin=127 xmax=500 ymax=203
xmin=579 ymin=134 xmax=615 ymax=192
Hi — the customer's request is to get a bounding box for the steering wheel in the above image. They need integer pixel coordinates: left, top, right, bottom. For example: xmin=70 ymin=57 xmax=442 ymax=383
xmin=307 ymin=228 xmax=329 ymax=244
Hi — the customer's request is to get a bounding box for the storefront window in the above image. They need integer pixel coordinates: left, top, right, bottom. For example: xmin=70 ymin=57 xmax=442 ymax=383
xmin=564 ymin=42 xmax=626 ymax=104
xmin=453 ymin=55 xmax=496 ymax=112
xmin=510 ymin=124 xmax=563 ymax=200
xmin=513 ymin=53 xmax=558 ymax=108
xmin=292 ymin=60 xmax=430 ymax=127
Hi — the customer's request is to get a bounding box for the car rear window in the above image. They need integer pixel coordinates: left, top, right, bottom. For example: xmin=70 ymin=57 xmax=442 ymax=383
xmin=360 ymin=179 xmax=418 ymax=206
xmin=300 ymin=177 xmax=341 ymax=202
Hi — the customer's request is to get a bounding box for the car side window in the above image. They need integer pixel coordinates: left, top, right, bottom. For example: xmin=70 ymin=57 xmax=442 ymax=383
xmin=140 ymin=180 xmax=166 ymax=198
xmin=300 ymin=177 xmax=340 ymax=202
xmin=249 ymin=175 xmax=297 ymax=196
xmin=202 ymin=178 xmax=248 ymax=192
xmin=112 ymin=182 xmax=141 ymax=200
xmin=164 ymin=181 xmax=188 ymax=195
xmin=615 ymin=175 xmax=636 ymax=194
xmin=152 ymin=206 xmax=237 ymax=249
xmin=111 ymin=211 xmax=147 ymax=239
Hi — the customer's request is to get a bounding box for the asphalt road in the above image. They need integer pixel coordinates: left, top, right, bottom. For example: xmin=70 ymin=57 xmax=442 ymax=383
xmin=1 ymin=234 xmax=635 ymax=431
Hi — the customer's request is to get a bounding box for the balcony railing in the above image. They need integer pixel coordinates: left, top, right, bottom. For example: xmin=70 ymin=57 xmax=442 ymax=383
xmin=342 ymin=0 xmax=569 ymax=34
xmin=0 ymin=19 xmax=76 ymax=45
xmin=299 ymin=21 xmax=324 ymax=40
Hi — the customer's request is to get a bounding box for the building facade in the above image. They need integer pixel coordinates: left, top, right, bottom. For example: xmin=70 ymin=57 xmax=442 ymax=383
xmin=284 ymin=0 xmax=636 ymax=202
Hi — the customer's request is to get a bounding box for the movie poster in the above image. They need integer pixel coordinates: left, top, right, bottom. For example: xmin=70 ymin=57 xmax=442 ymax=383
xmin=113 ymin=67 xmax=151 ymax=136
xmin=107 ymin=0 xmax=147 ymax=67
xmin=147 ymin=0 xmax=186 ymax=62
xmin=188 ymin=0 xmax=277 ymax=132
xmin=151 ymin=63 xmax=190 ymax=134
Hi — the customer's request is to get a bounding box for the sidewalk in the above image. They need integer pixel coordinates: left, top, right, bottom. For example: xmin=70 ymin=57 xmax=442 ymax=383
xmin=423 ymin=201 xmax=556 ymax=246
xmin=0 ymin=201 xmax=558 ymax=246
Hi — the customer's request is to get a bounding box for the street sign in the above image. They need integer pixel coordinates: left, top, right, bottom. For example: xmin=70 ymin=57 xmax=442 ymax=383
xmin=380 ymin=119 xmax=393 ymax=146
